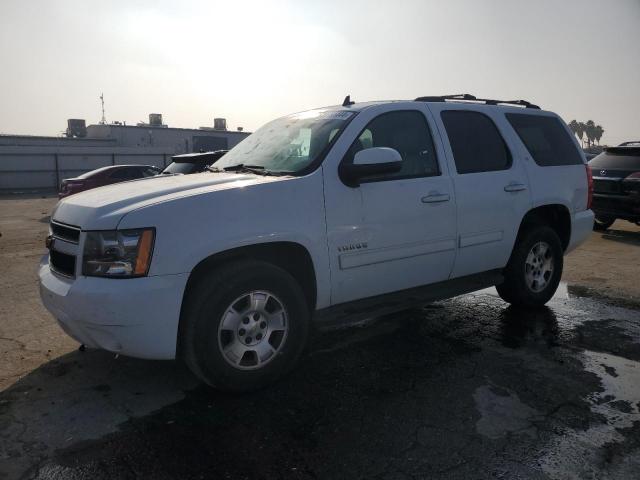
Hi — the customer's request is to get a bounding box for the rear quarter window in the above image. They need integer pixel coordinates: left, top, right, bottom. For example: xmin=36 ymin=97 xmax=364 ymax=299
xmin=506 ymin=114 xmax=583 ymax=167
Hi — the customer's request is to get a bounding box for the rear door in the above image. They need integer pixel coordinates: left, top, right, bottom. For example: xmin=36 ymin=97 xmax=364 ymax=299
xmin=429 ymin=105 xmax=532 ymax=278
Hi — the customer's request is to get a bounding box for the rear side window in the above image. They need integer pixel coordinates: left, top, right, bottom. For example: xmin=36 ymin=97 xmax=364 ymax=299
xmin=109 ymin=168 xmax=138 ymax=180
xmin=506 ymin=114 xmax=583 ymax=166
xmin=141 ymin=167 xmax=160 ymax=177
xmin=441 ymin=111 xmax=511 ymax=174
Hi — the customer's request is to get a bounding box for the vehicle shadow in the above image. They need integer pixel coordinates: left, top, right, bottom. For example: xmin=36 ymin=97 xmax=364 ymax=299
xmin=499 ymin=305 xmax=560 ymax=349
xmin=601 ymin=227 xmax=640 ymax=246
xmin=0 ymin=349 xmax=199 ymax=479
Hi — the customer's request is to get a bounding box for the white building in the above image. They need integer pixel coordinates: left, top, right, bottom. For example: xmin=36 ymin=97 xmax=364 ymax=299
xmin=0 ymin=115 xmax=251 ymax=192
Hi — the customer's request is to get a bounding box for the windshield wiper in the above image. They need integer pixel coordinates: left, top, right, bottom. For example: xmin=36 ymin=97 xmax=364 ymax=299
xmin=208 ymin=164 xmax=292 ymax=176
xmin=222 ymin=164 xmax=291 ymax=176
xmin=223 ymin=164 xmax=265 ymax=173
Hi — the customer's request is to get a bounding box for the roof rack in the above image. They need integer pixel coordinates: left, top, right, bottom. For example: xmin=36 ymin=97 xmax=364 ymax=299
xmin=414 ymin=94 xmax=540 ymax=110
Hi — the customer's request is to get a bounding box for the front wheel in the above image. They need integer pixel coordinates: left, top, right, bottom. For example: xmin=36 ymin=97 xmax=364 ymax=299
xmin=496 ymin=226 xmax=563 ymax=308
xmin=180 ymin=260 xmax=310 ymax=392
xmin=593 ymin=216 xmax=615 ymax=231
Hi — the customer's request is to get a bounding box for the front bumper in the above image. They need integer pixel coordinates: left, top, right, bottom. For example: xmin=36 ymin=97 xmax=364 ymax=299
xmin=39 ymin=255 xmax=189 ymax=359
xmin=592 ymin=193 xmax=640 ymax=221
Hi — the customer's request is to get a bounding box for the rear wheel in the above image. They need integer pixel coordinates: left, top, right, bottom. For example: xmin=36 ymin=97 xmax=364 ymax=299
xmin=496 ymin=226 xmax=563 ymax=308
xmin=593 ymin=216 xmax=615 ymax=231
xmin=180 ymin=260 xmax=309 ymax=391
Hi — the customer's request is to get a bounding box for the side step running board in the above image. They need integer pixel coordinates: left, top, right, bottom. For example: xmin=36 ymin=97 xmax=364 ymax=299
xmin=313 ymin=270 xmax=504 ymax=329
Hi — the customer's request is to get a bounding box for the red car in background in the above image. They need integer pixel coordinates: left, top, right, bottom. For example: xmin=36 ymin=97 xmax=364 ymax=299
xmin=58 ymin=165 xmax=162 ymax=198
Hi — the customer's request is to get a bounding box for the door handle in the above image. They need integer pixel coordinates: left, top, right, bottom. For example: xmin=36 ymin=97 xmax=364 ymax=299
xmin=504 ymin=183 xmax=527 ymax=193
xmin=421 ymin=193 xmax=450 ymax=204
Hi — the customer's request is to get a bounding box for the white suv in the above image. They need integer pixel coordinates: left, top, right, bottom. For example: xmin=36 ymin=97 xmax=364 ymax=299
xmin=39 ymin=94 xmax=594 ymax=390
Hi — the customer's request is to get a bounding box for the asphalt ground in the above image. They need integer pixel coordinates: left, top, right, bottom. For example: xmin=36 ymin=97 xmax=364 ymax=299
xmin=1 ymin=195 xmax=640 ymax=480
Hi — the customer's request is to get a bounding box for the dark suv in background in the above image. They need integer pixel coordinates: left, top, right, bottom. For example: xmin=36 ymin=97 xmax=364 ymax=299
xmin=58 ymin=165 xmax=161 ymax=198
xmin=589 ymin=142 xmax=640 ymax=230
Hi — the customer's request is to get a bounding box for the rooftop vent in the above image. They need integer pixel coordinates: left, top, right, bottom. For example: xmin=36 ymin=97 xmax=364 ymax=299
xmin=149 ymin=113 xmax=163 ymax=126
xmin=65 ymin=119 xmax=87 ymax=138
xmin=214 ymin=118 xmax=227 ymax=131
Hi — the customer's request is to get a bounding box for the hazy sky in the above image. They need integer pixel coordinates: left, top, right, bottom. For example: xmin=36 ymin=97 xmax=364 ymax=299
xmin=1 ymin=0 xmax=638 ymax=144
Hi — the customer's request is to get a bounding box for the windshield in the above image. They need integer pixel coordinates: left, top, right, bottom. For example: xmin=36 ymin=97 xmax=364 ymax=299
xmin=214 ymin=109 xmax=355 ymax=173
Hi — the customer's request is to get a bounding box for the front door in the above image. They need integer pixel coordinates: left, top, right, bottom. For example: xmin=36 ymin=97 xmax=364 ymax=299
xmin=323 ymin=106 xmax=457 ymax=305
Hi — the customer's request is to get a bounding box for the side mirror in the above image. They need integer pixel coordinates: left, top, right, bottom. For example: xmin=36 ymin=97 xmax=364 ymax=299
xmin=339 ymin=147 xmax=402 ymax=187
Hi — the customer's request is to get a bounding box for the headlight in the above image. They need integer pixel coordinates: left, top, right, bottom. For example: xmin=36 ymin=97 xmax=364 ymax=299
xmin=82 ymin=228 xmax=155 ymax=278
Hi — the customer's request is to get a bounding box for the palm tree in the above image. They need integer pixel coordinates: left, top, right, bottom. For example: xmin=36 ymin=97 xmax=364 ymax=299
xmin=585 ymin=120 xmax=596 ymax=149
xmin=576 ymin=121 xmax=586 ymax=148
xmin=568 ymin=120 xmax=579 ymax=134
xmin=594 ymin=125 xmax=604 ymax=145
xmin=568 ymin=120 xmax=580 ymax=143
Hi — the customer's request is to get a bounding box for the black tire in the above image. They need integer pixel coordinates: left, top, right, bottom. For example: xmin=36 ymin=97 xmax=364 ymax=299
xmin=180 ymin=260 xmax=309 ymax=392
xmin=593 ymin=216 xmax=615 ymax=231
xmin=496 ymin=226 xmax=563 ymax=308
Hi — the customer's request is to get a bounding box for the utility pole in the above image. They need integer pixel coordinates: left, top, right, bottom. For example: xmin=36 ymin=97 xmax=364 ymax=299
xmin=100 ymin=93 xmax=106 ymax=124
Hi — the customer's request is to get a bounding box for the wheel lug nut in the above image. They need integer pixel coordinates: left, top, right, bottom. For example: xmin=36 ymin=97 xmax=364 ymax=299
xmin=243 ymin=318 xmax=249 ymax=325
xmin=239 ymin=329 xmax=245 ymax=336
xmin=253 ymin=313 xmax=260 ymax=321
xmin=246 ymin=337 xmax=252 ymax=343
xmin=256 ymin=333 xmax=262 ymax=340
xmin=260 ymin=321 xmax=267 ymax=329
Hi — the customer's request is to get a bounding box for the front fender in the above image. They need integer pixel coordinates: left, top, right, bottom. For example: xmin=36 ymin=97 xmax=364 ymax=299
xmin=117 ymin=172 xmax=332 ymax=309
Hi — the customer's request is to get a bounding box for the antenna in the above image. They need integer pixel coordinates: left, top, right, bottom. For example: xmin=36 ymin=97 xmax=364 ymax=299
xmin=342 ymin=95 xmax=355 ymax=107
xmin=99 ymin=93 xmax=106 ymax=124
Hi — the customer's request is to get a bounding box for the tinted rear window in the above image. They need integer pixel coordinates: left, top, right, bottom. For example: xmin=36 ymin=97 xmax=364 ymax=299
xmin=506 ymin=114 xmax=583 ymax=166
xmin=589 ymin=148 xmax=640 ymax=170
xmin=440 ymin=111 xmax=511 ymax=174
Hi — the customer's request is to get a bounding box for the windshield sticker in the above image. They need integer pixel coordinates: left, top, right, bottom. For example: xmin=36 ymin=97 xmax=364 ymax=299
xmin=317 ymin=111 xmax=355 ymax=120
xmin=291 ymin=110 xmax=355 ymax=121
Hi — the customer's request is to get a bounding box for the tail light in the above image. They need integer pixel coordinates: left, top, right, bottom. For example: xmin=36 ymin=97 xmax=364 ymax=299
xmin=61 ymin=180 xmax=83 ymax=191
xmin=623 ymin=172 xmax=640 ymax=195
xmin=586 ymin=165 xmax=593 ymax=209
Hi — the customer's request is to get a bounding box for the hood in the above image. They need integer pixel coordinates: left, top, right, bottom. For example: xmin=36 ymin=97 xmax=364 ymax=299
xmin=52 ymin=172 xmax=283 ymax=230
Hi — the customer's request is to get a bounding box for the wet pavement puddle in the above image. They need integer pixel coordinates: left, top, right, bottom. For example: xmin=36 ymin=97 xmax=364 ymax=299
xmin=2 ymin=284 xmax=640 ymax=479
xmin=473 ymin=383 xmax=542 ymax=440
xmin=539 ymin=350 xmax=640 ymax=479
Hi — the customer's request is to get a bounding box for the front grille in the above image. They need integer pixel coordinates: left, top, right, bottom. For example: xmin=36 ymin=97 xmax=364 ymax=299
xmin=51 ymin=221 xmax=80 ymax=243
xmin=50 ymin=250 xmax=76 ymax=277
